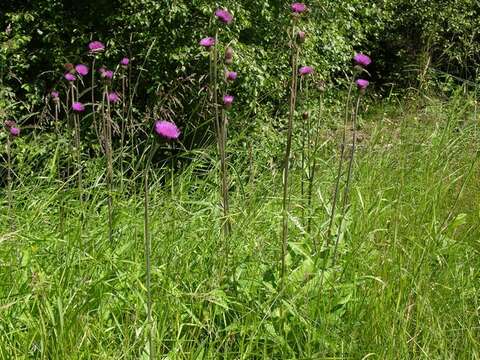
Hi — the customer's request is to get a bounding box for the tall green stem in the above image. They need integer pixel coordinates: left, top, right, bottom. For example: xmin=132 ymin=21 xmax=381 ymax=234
xmin=307 ymin=92 xmax=324 ymax=238
xmin=326 ymin=76 xmax=355 ymax=241
xmin=143 ymin=143 xmax=157 ymax=359
xmin=281 ymin=25 xmax=299 ymax=291
xmin=331 ymin=94 xmax=362 ymax=269
xmin=104 ymin=85 xmax=114 ymax=244
xmin=6 ymin=135 xmax=14 ymax=232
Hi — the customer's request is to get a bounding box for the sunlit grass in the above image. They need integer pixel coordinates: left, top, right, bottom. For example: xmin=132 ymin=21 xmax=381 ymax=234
xmin=1 ymin=95 xmax=479 ymax=359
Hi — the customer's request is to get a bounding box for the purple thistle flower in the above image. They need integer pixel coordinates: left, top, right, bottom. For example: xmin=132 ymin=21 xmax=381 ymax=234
xmin=353 ymin=53 xmax=372 ymax=67
xmin=51 ymin=91 xmax=59 ymax=100
xmin=75 ymin=64 xmax=89 ymax=76
xmin=120 ymin=57 xmax=129 ymax=66
xmin=299 ymin=66 xmax=314 ymax=76
xmin=10 ymin=127 xmax=20 ymax=137
xmin=356 ymin=79 xmax=369 ymax=90
xmin=64 ymin=73 xmax=76 ymax=81
xmin=107 ymin=91 xmax=121 ymax=103
xmin=154 ymin=120 xmax=181 ymax=140
xmin=88 ymin=41 xmax=105 ymax=53
xmin=291 ymin=2 xmax=307 ymax=13
xmin=101 ymin=69 xmax=114 ymax=80
xmin=226 ymin=71 xmax=237 ymax=81
xmin=215 ymin=9 xmax=233 ymax=24
xmin=223 ymin=95 xmax=234 ymax=109
xmin=199 ymin=37 xmax=216 ymax=48
xmin=72 ymin=102 xmax=85 ymax=112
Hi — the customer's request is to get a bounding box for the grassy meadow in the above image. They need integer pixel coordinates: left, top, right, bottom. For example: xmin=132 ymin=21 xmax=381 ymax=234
xmin=1 ymin=91 xmax=479 ymax=359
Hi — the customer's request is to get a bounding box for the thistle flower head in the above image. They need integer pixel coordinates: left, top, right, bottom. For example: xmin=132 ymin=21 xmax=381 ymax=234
xmin=64 ymin=63 xmax=75 ymax=72
xmin=75 ymin=64 xmax=89 ymax=76
xmin=299 ymin=66 xmax=314 ymax=76
xmin=353 ymin=53 xmax=372 ymax=67
xmin=199 ymin=37 xmax=216 ymax=48
xmin=64 ymin=73 xmax=76 ymax=81
xmin=51 ymin=91 xmax=59 ymax=100
xmin=356 ymin=79 xmax=369 ymax=90
xmin=107 ymin=91 xmax=121 ymax=103
xmin=215 ymin=9 xmax=233 ymax=24
xmin=88 ymin=41 xmax=105 ymax=53
xmin=72 ymin=102 xmax=85 ymax=112
xmin=297 ymin=31 xmax=306 ymax=43
xmin=4 ymin=120 xmax=16 ymax=128
xmin=120 ymin=57 xmax=129 ymax=66
xmin=154 ymin=120 xmax=181 ymax=140
xmin=10 ymin=127 xmax=20 ymax=137
xmin=226 ymin=71 xmax=237 ymax=81
xmin=225 ymin=46 xmax=234 ymax=64
xmin=223 ymin=95 xmax=234 ymax=109
xmin=291 ymin=2 xmax=307 ymax=13
xmin=100 ymin=68 xmax=114 ymax=80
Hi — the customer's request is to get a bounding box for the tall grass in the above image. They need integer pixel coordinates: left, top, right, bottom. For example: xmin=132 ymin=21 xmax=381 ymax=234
xmin=1 ymin=91 xmax=478 ymax=358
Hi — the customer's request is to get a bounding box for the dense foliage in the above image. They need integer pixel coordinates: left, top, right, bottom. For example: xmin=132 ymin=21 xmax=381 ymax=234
xmin=1 ymin=0 xmax=479 ymax=126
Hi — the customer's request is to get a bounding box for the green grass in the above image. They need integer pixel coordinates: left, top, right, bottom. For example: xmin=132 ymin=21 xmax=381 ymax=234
xmin=1 ymin=95 xmax=479 ymax=359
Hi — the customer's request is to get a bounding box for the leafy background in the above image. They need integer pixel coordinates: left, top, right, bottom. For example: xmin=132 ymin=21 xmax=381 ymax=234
xmin=1 ymin=0 xmax=479 ymax=128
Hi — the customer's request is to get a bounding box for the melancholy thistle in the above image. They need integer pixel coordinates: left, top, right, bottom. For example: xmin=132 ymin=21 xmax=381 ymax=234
xmin=215 ymin=9 xmax=234 ymax=24
xmin=51 ymin=91 xmax=60 ymax=102
xmin=223 ymin=95 xmax=234 ymax=109
xmin=64 ymin=73 xmax=76 ymax=81
xmin=325 ymin=56 xmax=373 ymax=293
xmin=297 ymin=30 xmax=306 ymax=43
xmin=107 ymin=91 xmax=121 ymax=103
xmin=72 ymin=102 xmax=85 ymax=112
xmin=291 ymin=2 xmax=307 ymax=13
xmin=120 ymin=57 xmax=130 ymax=67
xmin=356 ymin=79 xmax=369 ymax=91
xmin=299 ymin=65 xmax=314 ymax=76
xmin=280 ymin=2 xmax=310 ymax=295
xmin=225 ymin=47 xmax=234 ymax=65
xmin=75 ymin=64 xmax=89 ymax=76
xmin=154 ymin=120 xmax=181 ymax=140
xmin=144 ymin=119 xmax=181 ymax=359
xmin=10 ymin=126 xmax=20 ymax=137
xmin=200 ymin=37 xmax=216 ymax=48
xmin=226 ymin=71 xmax=237 ymax=81
xmin=88 ymin=41 xmax=105 ymax=54
xmin=100 ymin=68 xmax=114 ymax=80
xmin=353 ymin=53 xmax=372 ymax=68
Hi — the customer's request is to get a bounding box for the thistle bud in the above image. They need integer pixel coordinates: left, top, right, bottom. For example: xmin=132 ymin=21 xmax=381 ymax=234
xmin=225 ymin=47 xmax=234 ymax=64
xmin=4 ymin=120 xmax=16 ymax=129
xmin=297 ymin=31 xmax=306 ymax=43
xmin=64 ymin=63 xmax=75 ymax=73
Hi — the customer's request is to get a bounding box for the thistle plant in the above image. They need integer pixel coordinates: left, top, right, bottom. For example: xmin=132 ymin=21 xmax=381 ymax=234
xmin=326 ymin=53 xmax=371 ymax=242
xmin=143 ymin=119 xmax=181 ymax=359
xmin=200 ymin=7 xmax=235 ymax=243
xmin=102 ymin=81 xmax=117 ymax=244
xmin=306 ymin=80 xmax=326 ymax=238
xmin=280 ymin=2 xmax=308 ymax=291
xmin=330 ymin=78 xmax=369 ymax=268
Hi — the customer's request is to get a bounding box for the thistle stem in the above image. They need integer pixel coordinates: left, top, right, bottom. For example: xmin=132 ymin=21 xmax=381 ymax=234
xmin=143 ymin=143 xmax=157 ymax=359
xmin=281 ymin=26 xmax=300 ymax=291
xmin=326 ymin=76 xmax=355 ymax=242
xmin=104 ymin=85 xmax=114 ymax=244
xmin=6 ymin=135 xmax=14 ymax=232
xmin=307 ymin=92 xmax=324 ymax=238
xmin=330 ymin=94 xmax=362 ymax=269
